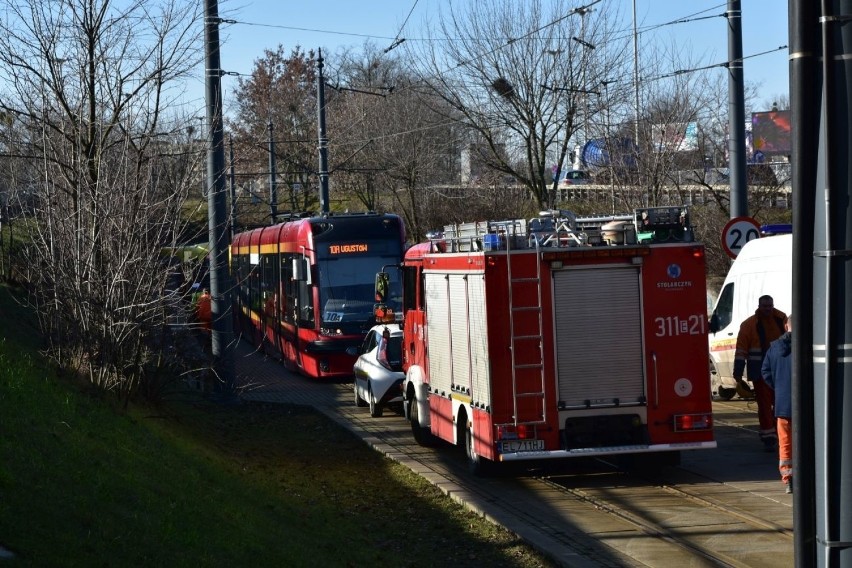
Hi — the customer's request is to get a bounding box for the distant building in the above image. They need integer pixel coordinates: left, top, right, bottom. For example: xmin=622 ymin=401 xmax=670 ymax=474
xmin=460 ymin=142 xmax=506 ymax=185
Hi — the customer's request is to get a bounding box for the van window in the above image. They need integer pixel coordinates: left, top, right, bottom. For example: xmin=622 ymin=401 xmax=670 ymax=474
xmin=715 ymin=283 xmax=735 ymax=330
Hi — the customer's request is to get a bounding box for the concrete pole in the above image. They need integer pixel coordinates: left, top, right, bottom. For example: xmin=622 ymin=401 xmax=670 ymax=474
xmin=203 ymin=0 xmax=235 ymax=396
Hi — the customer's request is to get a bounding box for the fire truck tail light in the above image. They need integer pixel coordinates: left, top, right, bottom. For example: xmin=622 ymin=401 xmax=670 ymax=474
xmin=692 ymin=247 xmax=704 ymax=259
xmin=496 ymin=425 xmax=515 ymax=440
xmin=496 ymin=424 xmax=534 ymax=440
xmin=673 ymin=413 xmax=713 ymax=432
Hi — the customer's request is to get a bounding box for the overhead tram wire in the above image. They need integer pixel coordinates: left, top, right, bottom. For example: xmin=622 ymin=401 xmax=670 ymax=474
xmin=224 ymin=1 xmax=720 ymax=94
xmin=645 ymin=44 xmax=789 ymax=83
xmin=432 ymin=0 xmax=604 ymax=75
xmin=223 ymin=3 xmax=784 ymax=162
xmin=229 ymin=20 xmax=397 ymax=42
xmin=222 ymin=1 xmax=606 ymax=93
xmin=384 ymin=0 xmax=420 ymax=53
xmin=225 ymin=3 xmax=725 ymax=79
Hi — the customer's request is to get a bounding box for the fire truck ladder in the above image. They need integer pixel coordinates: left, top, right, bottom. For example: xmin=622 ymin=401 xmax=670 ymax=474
xmin=504 ymin=234 xmax=547 ymax=428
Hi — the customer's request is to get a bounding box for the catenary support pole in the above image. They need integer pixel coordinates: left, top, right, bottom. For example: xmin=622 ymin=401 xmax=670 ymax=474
xmin=317 ymin=50 xmax=330 ymax=215
xmin=203 ymin=0 xmax=236 ymax=397
xmin=811 ymin=1 xmax=852 ymax=565
xmin=228 ymin=134 xmax=236 ymax=241
xmin=727 ymin=0 xmax=748 ymax=218
xmin=788 ymin=0 xmax=818 ymax=564
xmin=268 ymin=120 xmax=277 ymax=222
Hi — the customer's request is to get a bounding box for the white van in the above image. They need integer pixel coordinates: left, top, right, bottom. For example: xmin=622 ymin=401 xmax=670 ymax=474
xmin=708 ymin=233 xmax=792 ymax=399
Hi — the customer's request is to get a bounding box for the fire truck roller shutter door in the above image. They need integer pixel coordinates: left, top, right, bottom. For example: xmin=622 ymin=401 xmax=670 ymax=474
xmin=552 ymin=267 xmax=645 ymax=408
xmin=424 ymin=273 xmax=452 ymax=395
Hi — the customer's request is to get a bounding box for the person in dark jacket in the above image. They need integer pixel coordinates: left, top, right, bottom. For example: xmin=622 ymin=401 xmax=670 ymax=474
xmin=734 ymin=295 xmax=787 ymax=451
xmin=761 ymin=314 xmax=793 ymax=494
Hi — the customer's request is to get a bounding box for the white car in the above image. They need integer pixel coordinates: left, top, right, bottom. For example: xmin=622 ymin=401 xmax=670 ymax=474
xmin=349 ymin=323 xmax=405 ymax=417
xmin=558 ymin=170 xmax=592 ymax=186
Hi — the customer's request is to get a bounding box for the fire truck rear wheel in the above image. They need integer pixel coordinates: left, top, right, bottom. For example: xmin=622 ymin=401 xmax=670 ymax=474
xmin=459 ymin=415 xmax=490 ymax=476
xmin=409 ymin=398 xmax=433 ymax=446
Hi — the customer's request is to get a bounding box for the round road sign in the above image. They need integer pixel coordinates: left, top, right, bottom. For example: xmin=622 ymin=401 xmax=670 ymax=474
xmin=721 ymin=216 xmax=761 ymax=259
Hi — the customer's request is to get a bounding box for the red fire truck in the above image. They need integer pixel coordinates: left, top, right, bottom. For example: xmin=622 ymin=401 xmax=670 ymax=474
xmin=380 ymin=207 xmax=715 ymax=474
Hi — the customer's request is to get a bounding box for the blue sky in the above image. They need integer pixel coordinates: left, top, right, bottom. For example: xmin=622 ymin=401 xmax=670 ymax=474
xmin=193 ymin=0 xmax=789 ymax=115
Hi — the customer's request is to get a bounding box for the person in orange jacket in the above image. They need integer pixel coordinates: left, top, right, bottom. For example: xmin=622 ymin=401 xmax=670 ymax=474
xmin=195 ymin=288 xmax=212 ymax=332
xmin=733 ymin=295 xmax=787 ymax=451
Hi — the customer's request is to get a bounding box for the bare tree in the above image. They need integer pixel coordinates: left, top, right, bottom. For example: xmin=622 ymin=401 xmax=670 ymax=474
xmin=0 ymin=0 xmax=204 ymax=401
xmin=330 ymin=45 xmax=469 ymax=240
xmin=407 ymin=0 xmax=629 ymax=210
xmin=227 ymin=46 xmax=319 ymax=223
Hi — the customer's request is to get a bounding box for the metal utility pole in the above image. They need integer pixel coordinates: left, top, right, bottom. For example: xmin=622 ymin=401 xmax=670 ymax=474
xmin=789 ymin=1 xmax=818 ymax=564
xmin=203 ymin=0 xmax=235 ymax=396
xmin=317 ymin=50 xmax=330 ymax=214
xmin=803 ymin=2 xmax=852 ymax=566
xmin=628 ymin=0 xmax=651 ymax=206
xmin=727 ymin=0 xmax=748 ymax=218
xmin=632 ymin=0 xmax=640 ymax=146
xmin=791 ymin=1 xmax=852 ymax=566
xmin=268 ymin=120 xmax=278 ymax=221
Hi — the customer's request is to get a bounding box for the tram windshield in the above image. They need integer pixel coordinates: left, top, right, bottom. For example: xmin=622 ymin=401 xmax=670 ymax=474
xmin=317 ymin=255 xmax=402 ymax=331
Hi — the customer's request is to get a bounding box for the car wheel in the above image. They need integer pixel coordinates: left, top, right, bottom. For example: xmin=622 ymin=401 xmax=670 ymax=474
xmin=718 ymin=387 xmax=737 ymax=401
xmin=709 ymin=358 xmax=722 ymax=399
xmin=368 ymin=383 xmax=383 ymax=418
xmin=354 ymin=379 xmax=367 ymax=407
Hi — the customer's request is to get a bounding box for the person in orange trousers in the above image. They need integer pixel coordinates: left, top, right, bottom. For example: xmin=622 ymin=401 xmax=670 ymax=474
xmin=761 ymin=314 xmax=793 ymax=493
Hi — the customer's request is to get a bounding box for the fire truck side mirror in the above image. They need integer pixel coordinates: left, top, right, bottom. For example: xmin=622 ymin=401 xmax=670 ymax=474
xmin=708 ymin=313 xmax=720 ymax=334
xmin=375 ymin=272 xmax=390 ymax=303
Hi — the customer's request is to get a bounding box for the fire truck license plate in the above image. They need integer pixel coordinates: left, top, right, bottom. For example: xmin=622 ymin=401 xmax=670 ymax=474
xmin=499 ymin=439 xmax=545 ymax=453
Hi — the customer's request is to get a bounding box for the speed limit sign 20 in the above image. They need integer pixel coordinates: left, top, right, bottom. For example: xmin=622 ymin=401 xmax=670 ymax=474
xmin=721 ymin=216 xmax=761 ymax=259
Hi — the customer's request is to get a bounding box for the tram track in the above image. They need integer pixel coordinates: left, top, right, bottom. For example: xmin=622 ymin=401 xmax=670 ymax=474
xmin=246 ymin=369 xmax=793 ymax=567
xmin=537 ymin=464 xmax=793 ymax=568
xmin=339 ymin=398 xmax=793 ymax=567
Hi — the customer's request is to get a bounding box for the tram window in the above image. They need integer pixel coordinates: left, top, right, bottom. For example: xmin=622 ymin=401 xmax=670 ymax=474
xmin=282 ymin=254 xmax=297 ymax=323
xmin=297 ymin=279 xmax=314 ymax=325
xmin=262 ymin=255 xmax=275 ymax=300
